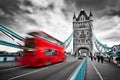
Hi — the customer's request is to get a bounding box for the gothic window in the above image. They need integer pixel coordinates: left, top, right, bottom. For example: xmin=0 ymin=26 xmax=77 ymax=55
xmin=77 ymin=23 xmax=79 ymax=27
xmin=87 ymin=32 xmax=89 ymax=35
xmin=79 ymin=40 xmax=81 ymax=42
xmin=81 ymin=39 xmax=84 ymax=43
xmin=87 ymin=38 xmax=91 ymax=44
xmin=79 ymin=22 xmax=85 ymax=28
xmin=80 ymin=23 xmax=81 ymax=26
xmin=80 ymin=18 xmax=82 ymax=21
xmin=81 ymin=30 xmax=84 ymax=34
xmin=84 ymin=22 xmax=87 ymax=27
xmin=80 ymin=15 xmax=85 ymax=21
xmin=76 ymin=42 xmax=78 ymax=45
xmin=83 ymin=17 xmax=85 ymax=21
xmin=77 ymin=31 xmax=80 ymax=34
xmin=79 ymin=26 xmax=82 ymax=28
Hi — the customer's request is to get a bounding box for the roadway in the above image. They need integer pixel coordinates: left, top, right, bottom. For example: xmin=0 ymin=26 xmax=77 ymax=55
xmin=85 ymin=58 xmax=120 ymax=80
xmin=0 ymin=57 xmax=82 ymax=80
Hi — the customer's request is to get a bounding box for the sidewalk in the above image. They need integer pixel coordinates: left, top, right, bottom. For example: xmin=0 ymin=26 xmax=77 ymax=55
xmin=85 ymin=58 xmax=120 ymax=80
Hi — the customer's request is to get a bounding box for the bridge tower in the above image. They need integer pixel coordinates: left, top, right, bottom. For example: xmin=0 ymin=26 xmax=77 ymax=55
xmin=73 ymin=9 xmax=93 ymax=56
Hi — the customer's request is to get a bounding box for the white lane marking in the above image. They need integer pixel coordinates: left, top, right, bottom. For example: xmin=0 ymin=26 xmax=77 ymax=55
xmin=8 ymin=67 xmax=48 ymax=80
xmin=0 ymin=66 xmax=24 ymax=71
xmin=91 ymin=61 xmax=104 ymax=80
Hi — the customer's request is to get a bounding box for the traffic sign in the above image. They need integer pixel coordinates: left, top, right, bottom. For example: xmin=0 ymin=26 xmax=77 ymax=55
xmin=113 ymin=46 xmax=116 ymax=54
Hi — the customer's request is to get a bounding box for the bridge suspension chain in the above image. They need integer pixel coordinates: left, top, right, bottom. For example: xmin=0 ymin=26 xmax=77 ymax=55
xmin=63 ymin=31 xmax=73 ymax=48
xmin=0 ymin=25 xmax=24 ymax=41
xmin=0 ymin=25 xmax=24 ymax=48
xmin=91 ymin=24 xmax=113 ymax=54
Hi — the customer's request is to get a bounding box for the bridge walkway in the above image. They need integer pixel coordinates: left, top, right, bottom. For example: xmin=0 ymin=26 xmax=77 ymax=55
xmin=85 ymin=58 xmax=120 ymax=80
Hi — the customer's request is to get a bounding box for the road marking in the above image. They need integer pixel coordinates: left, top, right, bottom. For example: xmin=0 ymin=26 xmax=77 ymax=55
xmin=8 ymin=67 xmax=48 ymax=80
xmin=0 ymin=66 xmax=24 ymax=71
xmin=91 ymin=61 xmax=104 ymax=80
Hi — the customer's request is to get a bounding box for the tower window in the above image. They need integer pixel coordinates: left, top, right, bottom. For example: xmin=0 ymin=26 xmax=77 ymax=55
xmin=81 ymin=39 xmax=85 ymax=42
xmin=81 ymin=30 xmax=84 ymax=34
xmin=87 ymin=32 xmax=89 ymax=35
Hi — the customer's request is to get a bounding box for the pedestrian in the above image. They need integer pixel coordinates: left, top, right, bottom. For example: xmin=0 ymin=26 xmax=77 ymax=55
xmin=90 ymin=53 xmax=93 ymax=61
xmin=97 ymin=55 xmax=100 ymax=63
xmin=108 ymin=56 xmax=110 ymax=62
xmin=100 ymin=55 xmax=104 ymax=63
xmin=94 ymin=56 xmax=96 ymax=61
xmin=91 ymin=56 xmax=93 ymax=61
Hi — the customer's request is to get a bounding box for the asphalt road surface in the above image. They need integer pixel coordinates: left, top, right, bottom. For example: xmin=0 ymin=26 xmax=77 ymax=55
xmin=0 ymin=57 xmax=82 ymax=80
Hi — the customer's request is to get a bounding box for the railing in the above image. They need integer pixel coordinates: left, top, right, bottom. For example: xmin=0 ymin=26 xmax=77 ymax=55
xmin=0 ymin=55 xmax=16 ymax=62
xmin=70 ymin=57 xmax=87 ymax=80
xmin=0 ymin=40 xmax=20 ymax=48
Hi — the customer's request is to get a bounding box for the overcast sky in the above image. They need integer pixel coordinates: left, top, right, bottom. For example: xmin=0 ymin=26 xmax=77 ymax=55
xmin=0 ymin=0 xmax=120 ymax=52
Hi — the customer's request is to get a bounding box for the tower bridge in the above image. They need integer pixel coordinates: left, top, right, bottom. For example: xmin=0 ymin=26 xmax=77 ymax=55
xmin=0 ymin=9 xmax=120 ymax=80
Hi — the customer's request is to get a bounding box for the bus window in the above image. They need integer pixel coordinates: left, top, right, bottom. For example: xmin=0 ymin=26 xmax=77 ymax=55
xmin=25 ymin=42 xmax=35 ymax=48
xmin=52 ymin=50 xmax=57 ymax=56
xmin=45 ymin=49 xmax=57 ymax=56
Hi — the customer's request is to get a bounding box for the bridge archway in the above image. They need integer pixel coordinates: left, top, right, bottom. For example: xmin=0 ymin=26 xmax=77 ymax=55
xmin=75 ymin=47 xmax=89 ymax=56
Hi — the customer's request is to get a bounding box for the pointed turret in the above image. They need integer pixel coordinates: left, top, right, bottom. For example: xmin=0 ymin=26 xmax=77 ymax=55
xmin=73 ymin=12 xmax=76 ymax=19
xmin=89 ymin=11 xmax=93 ymax=17
xmin=89 ymin=11 xmax=93 ymax=20
xmin=73 ymin=12 xmax=76 ymax=22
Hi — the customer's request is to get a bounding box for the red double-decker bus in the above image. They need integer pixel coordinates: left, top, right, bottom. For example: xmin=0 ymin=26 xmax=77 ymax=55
xmin=18 ymin=31 xmax=66 ymax=67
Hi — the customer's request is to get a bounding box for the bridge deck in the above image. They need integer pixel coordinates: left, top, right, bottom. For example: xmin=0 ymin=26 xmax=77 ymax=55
xmin=85 ymin=58 xmax=120 ymax=80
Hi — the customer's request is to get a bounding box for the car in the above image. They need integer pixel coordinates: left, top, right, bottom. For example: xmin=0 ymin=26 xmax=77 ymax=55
xmin=78 ymin=56 xmax=83 ymax=59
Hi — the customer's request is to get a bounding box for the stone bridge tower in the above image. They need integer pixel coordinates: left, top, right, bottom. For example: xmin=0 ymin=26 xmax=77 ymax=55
xmin=73 ymin=9 xmax=93 ymax=56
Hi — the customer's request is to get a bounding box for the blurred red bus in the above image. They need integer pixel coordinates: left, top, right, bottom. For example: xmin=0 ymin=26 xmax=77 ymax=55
xmin=18 ymin=31 xmax=66 ymax=67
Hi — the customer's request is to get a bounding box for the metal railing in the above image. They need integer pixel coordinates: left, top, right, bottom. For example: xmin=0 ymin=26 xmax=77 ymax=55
xmin=0 ymin=55 xmax=16 ymax=62
xmin=70 ymin=57 xmax=87 ymax=80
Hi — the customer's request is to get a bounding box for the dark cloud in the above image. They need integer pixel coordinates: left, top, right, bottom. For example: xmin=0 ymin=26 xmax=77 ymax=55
xmin=105 ymin=5 xmax=120 ymax=17
xmin=107 ymin=10 xmax=120 ymax=17
xmin=22 ymin=0 xmax=33 ymax=7
xmin=65 ymin=0 xmax=106 ymax=10
xmin=0 ymin=0 xmax=35 ymax=18
xmin=0 ymin=0 xmax=21 ymax=15
xmin=38 ymin=3 xmax=56 ymax=12
xmin=65 ymin=0 xmax=120 ymax=17
xmin=0 ymin=0 xmax=38 ymax=33
xmin=0 ymin=0 xmax=22 ymax=29
xmin=48 ymin=3 xmax=54 ymax=11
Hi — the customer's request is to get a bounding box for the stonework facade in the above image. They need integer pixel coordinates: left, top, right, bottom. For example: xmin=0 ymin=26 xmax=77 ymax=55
xmin=73 ymin=9 xmax=93 ymax=56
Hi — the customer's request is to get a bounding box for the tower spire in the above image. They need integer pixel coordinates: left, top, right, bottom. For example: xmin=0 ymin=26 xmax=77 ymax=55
xmin=89 ymin=10 xmax=93 ymax=20
xmin=89 ymin=10 xmax=93 ymax=17
xmin=73 ymin=12 xmax=76 ymax=19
